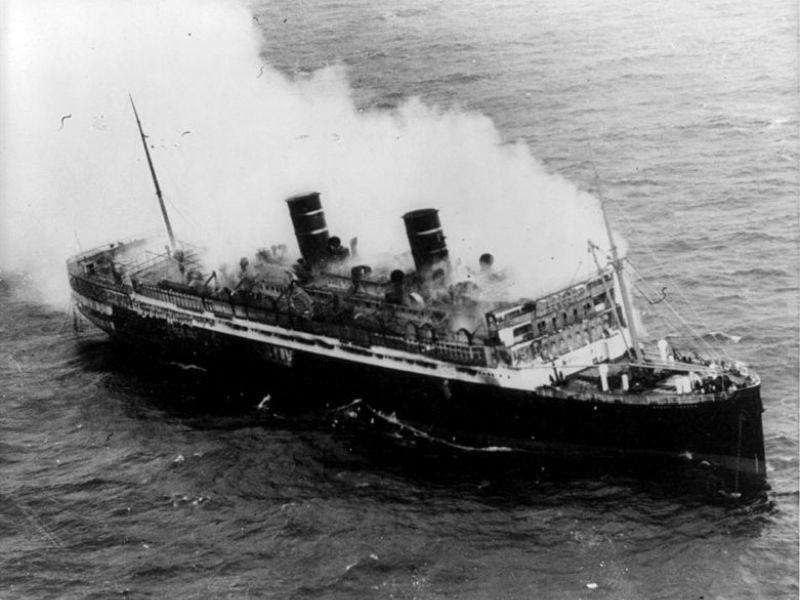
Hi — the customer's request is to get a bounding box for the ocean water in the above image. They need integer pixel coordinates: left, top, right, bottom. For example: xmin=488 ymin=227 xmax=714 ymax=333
xmin=2 ymin=0 xmax=798 ymax=598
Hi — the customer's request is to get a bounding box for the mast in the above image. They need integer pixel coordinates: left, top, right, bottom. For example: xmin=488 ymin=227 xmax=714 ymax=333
xmin=129 ymin=95 xmax=176 ymax=250
xmin=593 ymin=173 xmax=641 ymax=362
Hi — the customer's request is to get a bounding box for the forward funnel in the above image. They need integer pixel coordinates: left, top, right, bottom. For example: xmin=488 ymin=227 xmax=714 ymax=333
xmin=286 ymin=192 xmax=330 ymax=267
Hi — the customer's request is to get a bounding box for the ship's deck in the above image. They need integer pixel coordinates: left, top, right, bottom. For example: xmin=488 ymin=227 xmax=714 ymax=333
xmin=546 ymin=360 xmax=758 ymax=405
xmin=67 ymin=238 xmax=757 ymax=403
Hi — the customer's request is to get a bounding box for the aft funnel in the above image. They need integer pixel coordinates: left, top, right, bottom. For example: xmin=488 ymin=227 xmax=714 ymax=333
xmin=402 ymin=208 xmax=450 ymax=279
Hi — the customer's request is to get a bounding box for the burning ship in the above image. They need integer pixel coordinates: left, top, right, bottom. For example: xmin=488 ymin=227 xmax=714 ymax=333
xmin=67 ymin=101 xmax=765 ymax=480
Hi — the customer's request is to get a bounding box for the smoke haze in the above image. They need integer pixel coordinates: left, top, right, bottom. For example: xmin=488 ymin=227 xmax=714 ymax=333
xmin=1 ymin=0 xmax=614 ymax=306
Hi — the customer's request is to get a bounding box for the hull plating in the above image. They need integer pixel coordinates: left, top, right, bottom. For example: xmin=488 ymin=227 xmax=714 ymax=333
xmin=72 ymin=291 xmax=766 ymax=478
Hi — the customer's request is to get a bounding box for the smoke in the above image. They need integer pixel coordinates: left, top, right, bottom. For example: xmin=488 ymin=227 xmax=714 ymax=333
xmin=1 ymin=0 xmax=613 ymax=307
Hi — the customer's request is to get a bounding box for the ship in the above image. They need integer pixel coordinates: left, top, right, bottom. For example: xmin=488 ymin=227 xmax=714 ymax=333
xmin=67 ymin=99 xmax=766 ymax=482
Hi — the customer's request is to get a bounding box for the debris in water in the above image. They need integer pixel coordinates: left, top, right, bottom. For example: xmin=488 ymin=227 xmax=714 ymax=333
xmin=173 ymin=454 xmax=185 ymax=465
xmin=534 ymin=466 xmax=546 ymax=485
xmin=59 ymin=114 xmax=72 ymax=130
xmin=586 ymin=582 xmax=598 ymax=589
xmin=167 ymin=361 xmax=206 ymax=372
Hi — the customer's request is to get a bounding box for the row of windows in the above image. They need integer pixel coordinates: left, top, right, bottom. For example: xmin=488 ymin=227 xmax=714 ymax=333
xmin=75 ymin=274 xmax=486 ymax=366
xmin=493 ymin=273 xmax=613 ymax=326
xmin=511 ymin=316 xmax=616 ymax=365
xmin=139 ymin=283 xmax=486 ymax=366
xmin=501 ymin=293 xmax=612 ymax=346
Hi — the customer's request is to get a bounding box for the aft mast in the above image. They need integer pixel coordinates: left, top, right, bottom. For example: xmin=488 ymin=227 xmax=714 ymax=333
xmin=594 ymin=176 xmax=641 ymax=362
xmin=129 ymin=95 xmax=176 ymax=250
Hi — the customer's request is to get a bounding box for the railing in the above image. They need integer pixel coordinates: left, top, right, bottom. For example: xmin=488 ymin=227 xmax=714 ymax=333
xmin=72 ymin=270 xmax=626 ymax=371
xmin=71 ymin=274 xmax=489 ymax=367
xmin=126 ymin=246 xmax=204 ymax=278
xmin=70 ymin=275 xmax=132 ymax=308
xmin=125 ymin=251 xmax=169 ymax=276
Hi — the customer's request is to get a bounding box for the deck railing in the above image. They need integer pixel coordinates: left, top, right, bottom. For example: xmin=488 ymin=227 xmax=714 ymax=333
xmin=70 ymin=274 xmax=489 ymax=367
xmin=71 ymin=271 xmax=631 ymax=371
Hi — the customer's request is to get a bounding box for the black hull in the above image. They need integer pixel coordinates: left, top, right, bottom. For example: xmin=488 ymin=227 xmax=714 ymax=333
xmin=78 ymin=300 xmax=766 ymax=481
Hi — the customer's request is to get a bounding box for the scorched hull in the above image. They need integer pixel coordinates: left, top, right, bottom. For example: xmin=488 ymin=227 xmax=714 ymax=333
xmin=74 ymin=288 xmax=766 ymax=480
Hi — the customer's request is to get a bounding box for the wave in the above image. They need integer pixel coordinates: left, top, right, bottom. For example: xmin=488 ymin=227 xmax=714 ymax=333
xmin=730 ymin=267 xmax=791 ymax=278
xmin=665 ymin=331 xmax=742 ymax=344
xmin=701 ymin=331 xmax=742 ymax=344
xmin=615 ymin=177 xmax=660 ymax=187
xmin=332 ymin=399 xmax=518 ymax=453
xmin=713 ymin=294 xmax=745 ymax=302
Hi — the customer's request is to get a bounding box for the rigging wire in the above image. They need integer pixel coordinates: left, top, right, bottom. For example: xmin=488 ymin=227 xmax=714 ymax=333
xmin=155 ymin=151 xmax=213 ymax=242
xmin=582 ymin=155 xmax=728 ymax=362
xmin=625 ymin=260 xmax=716 ymax=358
xmin=567 ymin=259 xmax=585 ymax=287
xmin=621 ymin=227 xmax=726 ymax=358
xmin=163 ymin=192 xmax=210 ymax=241
xmin=625 ymin=258 xmax=723 ymax=362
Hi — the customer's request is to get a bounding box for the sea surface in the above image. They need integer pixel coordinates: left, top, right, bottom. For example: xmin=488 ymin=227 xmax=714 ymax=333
xmin=2 ymin=0 xmax=798 ymax=598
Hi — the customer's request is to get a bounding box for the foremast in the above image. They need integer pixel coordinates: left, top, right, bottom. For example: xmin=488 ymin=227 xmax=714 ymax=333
xmin=593 ymin=184 xmax=641 ymax=362
xmin=129 ymin=95 xmax=176 ymax=250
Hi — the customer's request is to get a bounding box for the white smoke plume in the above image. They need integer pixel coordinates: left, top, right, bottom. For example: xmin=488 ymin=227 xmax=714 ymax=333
xmin=1 ymin=0 xmax=614 ymax=306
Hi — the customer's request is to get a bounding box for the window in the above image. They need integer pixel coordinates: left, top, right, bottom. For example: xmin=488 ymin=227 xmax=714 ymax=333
xmin=513 ymin=323 xmax=533 ymax=338
xmin=594 ymin=293 xmax=606 ymax=306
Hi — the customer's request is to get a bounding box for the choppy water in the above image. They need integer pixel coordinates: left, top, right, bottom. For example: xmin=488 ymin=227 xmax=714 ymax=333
xmin=2 ymin=0 xmax=798 ymax=598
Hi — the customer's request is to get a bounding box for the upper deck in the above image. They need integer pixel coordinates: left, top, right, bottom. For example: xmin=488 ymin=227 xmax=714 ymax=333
xmin=68 ymin=236 xmax=757 ymax=403
xmin=68 ymin=236 xmax=632 ymax=366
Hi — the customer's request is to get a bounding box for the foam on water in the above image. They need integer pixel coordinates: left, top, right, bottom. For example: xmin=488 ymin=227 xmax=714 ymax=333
xmin=333 ymin=399 xmax=519 ymax=453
